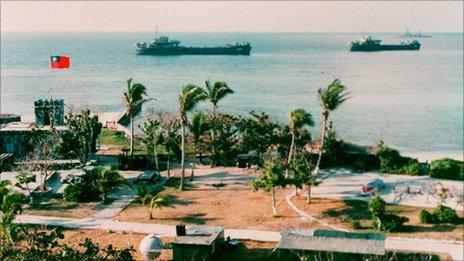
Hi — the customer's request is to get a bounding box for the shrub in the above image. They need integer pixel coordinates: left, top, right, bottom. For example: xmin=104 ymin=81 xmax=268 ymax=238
xmin=432 ymin=205 xmax=458 ymax=223
xmin=368 ymin=196 xmax=386 ymax=217
xmin=419 ymin=209 xmax=433 ymax=223
xmin=430 ymin=158 xmax=464 ymax=180
xmin=380 ymin=214 xmax=409 ymax=232
xmin=375 ymin=142 xmax=421 ymax=175
xmin=350 ymin=219 xmax=361 ymax=229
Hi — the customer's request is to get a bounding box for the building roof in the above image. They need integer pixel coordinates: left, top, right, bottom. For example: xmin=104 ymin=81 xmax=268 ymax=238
xmin=0 ymin=121 xmax=67 ymax=132
xmin=96 ymin=147 xmax=122 ymax=156
xmin=278 ymin=229 xmax=385 ymax=256
xmin=172 ymin=226 xmax=224 ymax=246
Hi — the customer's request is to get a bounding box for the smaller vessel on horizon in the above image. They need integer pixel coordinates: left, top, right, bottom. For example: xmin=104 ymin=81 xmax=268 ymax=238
xmin=350 ymin=36 xmax=421 ymax=52
xmin=400 ymin=29 xmax=432 ymax=38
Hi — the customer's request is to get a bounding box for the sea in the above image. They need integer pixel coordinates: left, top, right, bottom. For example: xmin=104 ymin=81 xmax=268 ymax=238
xmin=1 ymin=32 xmax=463 ymax=159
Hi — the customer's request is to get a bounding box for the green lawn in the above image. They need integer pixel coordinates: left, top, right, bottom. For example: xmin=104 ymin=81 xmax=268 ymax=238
xmin=98 ymin=128 xmax=146 ymax=152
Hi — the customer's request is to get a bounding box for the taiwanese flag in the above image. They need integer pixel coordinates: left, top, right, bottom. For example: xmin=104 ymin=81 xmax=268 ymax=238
xmin=50 ymin=55 xmax=70 ymax=69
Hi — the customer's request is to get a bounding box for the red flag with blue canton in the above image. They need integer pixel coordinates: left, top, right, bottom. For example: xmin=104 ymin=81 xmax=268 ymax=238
xmin=50 ymin=55 xmax=70 ymax=69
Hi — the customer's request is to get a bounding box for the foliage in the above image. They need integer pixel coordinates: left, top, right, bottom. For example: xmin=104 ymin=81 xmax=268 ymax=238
xmin=1 ymin=190 xmax=25 ymax=245
xmin=322 ymin=122 xmax=346 ymax=167
xmin=188 ymin=112 xmax=211 ymax=178
xmin=204 ymin=80 xmax=234 ymax=109
xmin=95 ymin=165 xmax=129 ymax=202
xmin=375 ymin=141 xmax=421 ymax=175
xmin=210 ymin=113 xmax=240 ymax=166
xmin=141 ymin=118 xmax=162 ymax=170
xmin=432 ymin=205 xmax=459 ymax=223
xmin=60 ymin=108 xmax=102 ymax=163
xmin=179 ymin=84 xmax=208 ymax=191
xmin=136 ymin=183 xmax=168 ymax=219
xmin=251 ymin=157 xmax=287 ymax=193
xmin=290 ymin=154 xmax=321 ymax=203
xmin=378 ymin=214 xmax=409 ymax=232
xmin=430 ymin=158 xmax=464 ymax=180
xmin=315 ymin=79 xmax=349 ymax=173
xmin=15 ymin=172 xmax=36 ymax=204
xmin=350 ymin=219 xmax=361 ymax=229
xmin=123 ymin=78 xmax=152 ymax=157
xmin=62 ymin=168 xmax=100 ymax=202
xmin=419 ymin=209 xmax=433 ymax=223
xmin=368 ymin=196 xmax=408 ymax=232
xmin=237 ymin=111 xmax=281 ymax=155
xmin=0 ymin=227 xmax=134 ymax=260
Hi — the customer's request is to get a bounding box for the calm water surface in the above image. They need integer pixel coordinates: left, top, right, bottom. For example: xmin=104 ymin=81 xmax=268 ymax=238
xmin=1 ymin=32 xmax=463 ymax=155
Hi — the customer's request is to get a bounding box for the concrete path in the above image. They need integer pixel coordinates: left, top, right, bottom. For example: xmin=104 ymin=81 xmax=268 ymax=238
xmin=16 ymin=214 xmax=464 ymax=260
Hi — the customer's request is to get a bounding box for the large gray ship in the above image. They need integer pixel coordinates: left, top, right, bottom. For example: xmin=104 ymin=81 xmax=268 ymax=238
xmin=135 ymin=36 xmax=251 ymax=55
xmin=350 ymin=36 xmax=420 ymax=52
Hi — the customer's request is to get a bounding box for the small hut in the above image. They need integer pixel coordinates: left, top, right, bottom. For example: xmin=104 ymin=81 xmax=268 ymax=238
xmin=277 ymin=229 xmax=385 ymax=260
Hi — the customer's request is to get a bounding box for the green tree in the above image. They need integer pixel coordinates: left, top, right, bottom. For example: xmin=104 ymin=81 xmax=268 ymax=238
xmin=123 ymin=78 xmax=152 ymax=157
xmin=290 ymin=154 xmax=321 ymax=203
xmin=159 ymin=114 xmax=181 ymax=179
xmin=314 ymin=79 xmax=349 ymax=174
xmin=368 ymin=196 xmax=386 ymax=230
xmin=15 ymin=172 xmax=36 ymax=204
xmin=141 ymin=118 xmax=161 ymax=171
xmin=178 ymin=85 xmax=207 ymax=191
xmin=251 ymin=157 xmax=287 ymax=216
xmin=60 ymin=108 xmax=102 ymax=163
xmin=94 ymin=165 xmax=129 ymax=202
xmin=210 ymin=113 xmax=240 ymax=166
xmin=204 ymin=80 xmax=234 ymax=164
xmin=286 ymin=109 xmax=314 ymax=178
xmin=188 ymin=112 xmax=211 ymax=180
xmin=0 ymin=189 xmax=24 ymax=246
xmin=237 ymin=111 xmax=281 ymax=155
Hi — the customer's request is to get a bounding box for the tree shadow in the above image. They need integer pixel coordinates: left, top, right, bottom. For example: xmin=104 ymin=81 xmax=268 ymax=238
xmin=402 ymin=224 xmax=457 ymax=233
xmin=157 ymin=213 xmax=218 ymax=225
xmin=321 ymin=200 xmax=371 ymax=221
xmin=166 ymin=194 xmax=193 ymax=206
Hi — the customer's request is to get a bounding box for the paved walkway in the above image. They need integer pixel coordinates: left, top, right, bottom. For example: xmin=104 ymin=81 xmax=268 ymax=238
xmin=15 ymin=214 xmax=464 ymax=260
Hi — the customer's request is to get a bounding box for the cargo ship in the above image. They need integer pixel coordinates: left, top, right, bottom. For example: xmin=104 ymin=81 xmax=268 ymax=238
xmin=350 ymin=36 xmax=420 ymax=52
xmin=400 ymin=29 xmax=432 ymax=38
xmin=135 ymin=36 xmax=251 ymax=55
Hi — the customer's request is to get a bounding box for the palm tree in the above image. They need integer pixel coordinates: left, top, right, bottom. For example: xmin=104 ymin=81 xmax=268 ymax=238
xmin=179 ymin=85 xmax=207 ymax=191
xmin=204 ymin=81 xmax=234 ymax=164
xmin=136 ymin=183 xmax=168 ymax=219
xmin=188 ymin=112 xmax=211 ymax=180
xmin=287 ymin=109 xmax=314 ymax=173
xmin=314 ymin=79 xmax=348 ymax=174
xmin=123 ymin=78 xmax=152 ymax=157
xmin=95 ymin=165 xmax=129 ymax=202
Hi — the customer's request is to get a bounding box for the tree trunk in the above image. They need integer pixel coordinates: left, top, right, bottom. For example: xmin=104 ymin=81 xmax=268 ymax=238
xmin=307 ymin=185 xmax=312 ymax=204
xmin=314 ymin=112 xmax=329 ymax=174
xmin=271 ymin=189 xmax=277 ymax=216
xmin=130 ymin=114 xmax=134 ymax=157
xmin=153 ymin=146 xmax=159 ymax=171
xmin=295 ymin=186 xmax=299 ymax=197
xmin=167 ymin=155 xmax=171 ymax=179
xmin=286 ymin=131 xmax=295 ymax=179
xmin=211 ymin=105 xmax=217 ymax=166
xmin=149 ymin=208 xmax=153 ymax=220
xmin=190 ymin=144 xmax=197 ymax=181
xmin=180 ymin=121 xmax=185 ymax=191
xmin=26 ymin=184 xmax=33 ymax=205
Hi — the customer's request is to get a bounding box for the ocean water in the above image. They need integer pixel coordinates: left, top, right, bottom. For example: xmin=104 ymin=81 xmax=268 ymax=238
xmin=1 ymin=32 xmax=463 ymax=156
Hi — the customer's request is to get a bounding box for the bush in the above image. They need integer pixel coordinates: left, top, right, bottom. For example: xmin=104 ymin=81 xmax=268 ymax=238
xmin=433 ymin=205 xmax=458 ymax=223
xmin=430 ymin=158 xmax=464 ymax=180
xmin=419 ymin=209 xmax=433 ymax=223
xmin=380 ymin=214 xmax=409 ymax=232
xmin=62 ymin=182 xmax=83 ymax=202
xmin=350 ymin=219 xmax=361 ymax=229
xmin=375 ymin=142 xmax=421 ymax=175
xmin=368 ymin=196 xmax=386 ymax=217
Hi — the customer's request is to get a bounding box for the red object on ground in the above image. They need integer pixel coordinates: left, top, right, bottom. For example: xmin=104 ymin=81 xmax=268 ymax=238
xmin=50 ymin=55 xmax=70 ymax=69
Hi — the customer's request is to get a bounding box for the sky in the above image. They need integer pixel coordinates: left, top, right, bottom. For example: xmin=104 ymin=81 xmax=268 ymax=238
xmin=1 ymin=1 xmax=463 ymax=32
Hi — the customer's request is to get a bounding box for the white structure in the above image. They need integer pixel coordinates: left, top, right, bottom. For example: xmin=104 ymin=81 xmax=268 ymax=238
xmin=139 ymin=234 xmax=162 ymax=260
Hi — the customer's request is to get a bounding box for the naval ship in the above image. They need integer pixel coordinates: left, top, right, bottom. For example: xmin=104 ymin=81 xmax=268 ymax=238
xmin=350 ymin=36 xmax=421 ymax=52
xmin=135 ymin=36 xmax=251 ymax=55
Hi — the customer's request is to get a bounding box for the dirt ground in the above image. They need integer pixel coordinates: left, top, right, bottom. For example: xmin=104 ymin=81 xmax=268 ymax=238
xmin=117 ymin=175 xmax=463 ymax=241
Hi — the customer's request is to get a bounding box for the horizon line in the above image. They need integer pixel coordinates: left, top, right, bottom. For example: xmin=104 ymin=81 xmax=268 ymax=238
xmin=1 ymin=30 xmax=463 ymax=34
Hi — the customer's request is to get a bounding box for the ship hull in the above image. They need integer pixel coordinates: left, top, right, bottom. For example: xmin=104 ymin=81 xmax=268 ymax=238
xmin=137 ymin=45 xmax=251 ymax=55
xmin=351 ymin=43 xmax=420 ymax=52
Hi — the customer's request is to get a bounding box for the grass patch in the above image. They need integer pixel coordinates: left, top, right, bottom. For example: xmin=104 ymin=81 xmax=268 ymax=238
xmin=98 ymin=128 xmax=146 ymax=152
